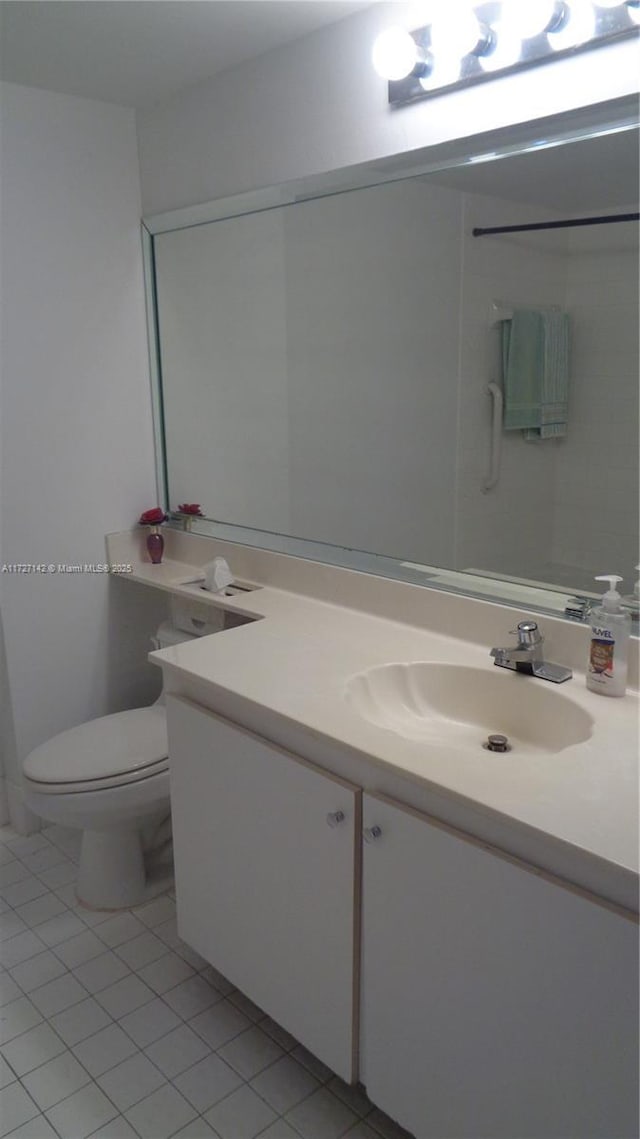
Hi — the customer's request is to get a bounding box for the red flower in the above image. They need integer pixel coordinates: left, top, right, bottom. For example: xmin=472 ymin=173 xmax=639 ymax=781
xmin=139 ymin=507 xmax=167 ymax=525
xmin=177 ymin=503 xmax=203 ymax=516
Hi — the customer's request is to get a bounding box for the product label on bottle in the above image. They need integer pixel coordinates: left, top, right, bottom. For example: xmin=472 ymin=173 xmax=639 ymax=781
xmin=589 ymin=634 xmax=615 ymax=679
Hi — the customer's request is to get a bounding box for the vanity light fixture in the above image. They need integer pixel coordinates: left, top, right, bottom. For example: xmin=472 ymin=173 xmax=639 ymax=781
xmin=372 ymin=0 xmax=639 ymax=106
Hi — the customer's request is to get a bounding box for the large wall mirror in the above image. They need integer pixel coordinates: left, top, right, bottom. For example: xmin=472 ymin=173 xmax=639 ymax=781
xmin=145 ymin=114 xmax=639 ymax=617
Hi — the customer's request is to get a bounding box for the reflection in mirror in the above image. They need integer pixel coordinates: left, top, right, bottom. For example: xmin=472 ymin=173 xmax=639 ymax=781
xmin=150 ymin=124 xmax=639 ymax=607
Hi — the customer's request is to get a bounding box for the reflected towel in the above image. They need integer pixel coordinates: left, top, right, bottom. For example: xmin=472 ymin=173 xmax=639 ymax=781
xmin=501 ymin=309 xmax=569 ymax=439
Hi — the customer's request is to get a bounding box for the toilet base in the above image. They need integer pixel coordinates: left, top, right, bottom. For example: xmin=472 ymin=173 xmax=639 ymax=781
xmin=77 ymin=826 xmax=173 ymax=910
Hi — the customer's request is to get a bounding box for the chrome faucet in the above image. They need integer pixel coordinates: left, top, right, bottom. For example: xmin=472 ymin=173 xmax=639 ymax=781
xmin=490 ymin=620 xmax=572 ymax=684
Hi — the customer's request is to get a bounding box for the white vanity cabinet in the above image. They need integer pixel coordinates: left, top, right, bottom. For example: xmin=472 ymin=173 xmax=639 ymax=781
xmin=166 ymin=695 xmax=360 ymax=1083
xmin=360 ymin=792 xmax=639 ymax=1139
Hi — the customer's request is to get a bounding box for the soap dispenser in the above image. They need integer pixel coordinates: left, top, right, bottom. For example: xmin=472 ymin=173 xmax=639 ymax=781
xmin=586 ymin=575 xmax=631 ymax=697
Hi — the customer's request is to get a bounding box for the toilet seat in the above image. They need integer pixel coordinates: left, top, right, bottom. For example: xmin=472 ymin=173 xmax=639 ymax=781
xmin=23 ymin=706 xmax=168 ymax=793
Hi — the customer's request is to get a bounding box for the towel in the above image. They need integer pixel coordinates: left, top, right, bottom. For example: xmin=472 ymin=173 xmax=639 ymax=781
xmin=501 ymin=309 xmax=570 ymax=440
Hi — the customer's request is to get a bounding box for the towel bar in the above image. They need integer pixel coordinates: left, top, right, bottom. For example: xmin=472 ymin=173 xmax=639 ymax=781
xmin=483 ymin=382 xmax=503 ymax=493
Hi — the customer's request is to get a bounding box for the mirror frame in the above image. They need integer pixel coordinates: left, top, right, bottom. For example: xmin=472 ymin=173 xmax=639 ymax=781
xmin=141 ymin=97 xmax=639 ymax=626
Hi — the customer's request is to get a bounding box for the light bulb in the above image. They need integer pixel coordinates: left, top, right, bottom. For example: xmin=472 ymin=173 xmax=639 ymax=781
xmin=372 ymin=27 xmax=420 ymax=81
xmin=429 ymin=3 xmax=486 ymax=61
xmin=480 ymin=21 xmax=523 ymax=71
xmin=549 ymin=0 xmax=596 ymax=48
xmin=500 ymin=0 xmax=564 ymax=38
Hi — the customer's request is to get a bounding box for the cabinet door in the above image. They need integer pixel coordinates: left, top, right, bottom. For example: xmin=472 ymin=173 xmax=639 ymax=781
xmin=167 ymin=695 xmax=360 ymax=1082
xmin=361 ymin=792 xmax=638 ymax=1139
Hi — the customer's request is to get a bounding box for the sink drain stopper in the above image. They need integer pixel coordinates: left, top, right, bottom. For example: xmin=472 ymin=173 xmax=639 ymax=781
xmin=484 ymin=733 xmax=510 ymax=752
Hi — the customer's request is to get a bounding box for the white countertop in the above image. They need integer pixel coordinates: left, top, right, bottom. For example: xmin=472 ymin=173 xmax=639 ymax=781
xmin=144 ymin=565 xmax=639 ymax=914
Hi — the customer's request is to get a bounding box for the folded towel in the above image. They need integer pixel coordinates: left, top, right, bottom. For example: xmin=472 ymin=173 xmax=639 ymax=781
xmin=501 ymin=309 xmax=570 ymax=440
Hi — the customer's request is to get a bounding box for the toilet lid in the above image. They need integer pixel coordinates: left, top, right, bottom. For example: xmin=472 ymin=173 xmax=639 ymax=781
xmin=23 ymin=706 xmax=168 ymax=785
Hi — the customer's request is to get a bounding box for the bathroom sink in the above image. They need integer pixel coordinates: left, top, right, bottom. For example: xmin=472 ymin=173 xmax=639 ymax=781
xmin=344 ymin=663 xmax=593 ymax=754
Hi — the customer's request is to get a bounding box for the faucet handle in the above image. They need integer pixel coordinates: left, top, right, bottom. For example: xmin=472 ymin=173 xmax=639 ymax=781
xmin=512 ymin=620 xmax=543 ymax=647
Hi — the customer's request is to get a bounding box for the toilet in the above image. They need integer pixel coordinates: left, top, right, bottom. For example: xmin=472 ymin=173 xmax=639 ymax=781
xmin=22 ymin=608 xmax=223 ymax=910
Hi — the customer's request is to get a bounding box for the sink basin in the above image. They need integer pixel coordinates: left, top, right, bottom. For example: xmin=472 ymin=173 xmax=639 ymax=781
xmin=344 ymin=663 xmax=594 ymax=754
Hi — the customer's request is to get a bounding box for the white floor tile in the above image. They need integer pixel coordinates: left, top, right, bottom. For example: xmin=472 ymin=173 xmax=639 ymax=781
xmin=95 ymin=975 xmax=155 ymax=1020
xmin=171 ymin=1120 xmax=217 ymax=1138
xmin=144 ymin=1024 xmax=210 ymax=1080
xmin=118 ymin=996 xmax=182 ymax=1048
xmin=97 ymin=1050 xmax=166 ymax=1112
xmin=15 ymin=893 xmax=66 ymax=929
xmin=285 ymin=1087 xmax=358 ymax=1139
xmin=0 ymin=1023 xmax=67 ymax=1077
xmin=3 ymin=1113 xmax=59 ymax=1138
xmin=173 ymin=1053 xmax=242 ymax=1113
xmin=227 ymin=990 xmax=265 ymax=1024
xmin=125 ymin=1081 xmax=197 ymax=1139
xmin=0 ymin=996 xmax=43 ymax=1044
xmin=0 ymin=929 xmax=46 ymax=969
xmin=0 ymin=1054 xmax=15 ymax=1089
xmin=45 ymin=1081 xmax=119 ymax=1138
xmin=258 ymin=1121 xmax=302 ymax=1139
xmin=163 ymin=975 xmax=222 ymax=1021
xmin=290 ymin=1045 xmax=333 ymax=1084
xmin=50 ymin=997 xmax=112 ymax=1046
xmin=94 ymin=913 xmax=147 ymax=949
xmin=137 ymin=952 xmax=194 ymax=995
xmin=53 ymin=928 xmax=106 ymax=969
xmin=72 ymin=1022 xmax=138 ymax=1078
xmin=115 ymin=930 xmax=167 ymax=970
xmin=0 ymin=1079 xmax=39 ymax=1136
xmin=0 ymin=862 xmax=32 ymax=890
xmin=29 ymin=972 xmax=87 ymax=1018
xmin=36 ymin=860 xmax=78 ymax=890
xmin=1 ymin=875 xmax=49 ymax=909
xmin=21 ymin=1049 xmax=91 ymax=1110
xmin=204 ymin=1084 xmax=277 ymax=1139
xmin=218 ymin=1026 xmax=284 ymax=1081
xmin=36 ymin=910 xmax=87 ymax=947
xmin=328 ymin=1076 xmax=373 ymax=1118
xmin=0 ymin=913 xmax=28 ymax=944
xmin=5 ymin=835 xmax=50 ymax=860
xmin=366 ymin=1108 xmax=415 ymax=1139
xmin=189 ymin=1000 xmax=251 ymax=1050
xmin=260 ymin=1017 xmax=297 ymax=1053
xmin=73 ymin=950 xmax=130 ymax=994
xmin=134 ymin=897 xmax=176 ymax=929
xmin=89 ymin=1114 xmax=141 ymax=1138
xmin=9 ymin=950 xmax=68 ymax=994
xmin=343 ymin=1123 xmax=381 ymax=1139
xmin=0 ymin=972 xmax=22 ymax=1007
xmin=250 ymin=1054 xmax=319 ymax=1115
xmin=21 ymin=846 xmax=68 ymax=875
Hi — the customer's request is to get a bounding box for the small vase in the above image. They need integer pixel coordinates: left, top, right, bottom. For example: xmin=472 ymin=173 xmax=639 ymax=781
xmin=146 ymin=526 xmax=164 ymax=565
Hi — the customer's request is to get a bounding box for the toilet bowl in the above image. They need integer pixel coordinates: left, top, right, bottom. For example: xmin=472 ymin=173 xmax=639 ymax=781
xmin=22 ymin=611 xmax=223 ymax=910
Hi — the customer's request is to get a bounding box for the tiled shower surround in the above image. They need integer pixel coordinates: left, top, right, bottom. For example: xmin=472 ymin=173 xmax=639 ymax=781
xmin=0 ymin=825 xmax=412 ymax=1139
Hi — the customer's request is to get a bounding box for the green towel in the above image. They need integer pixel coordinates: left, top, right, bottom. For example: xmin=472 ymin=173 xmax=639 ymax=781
xmin=501 ymin=309 xmax=569 ymax=440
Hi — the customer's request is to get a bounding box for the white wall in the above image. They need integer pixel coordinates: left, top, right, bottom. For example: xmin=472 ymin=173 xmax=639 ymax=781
xmin=552 ymin=217 xmax=639 ymax=589
xmin=0 ymin=82 xmax=167 ymax=829
xmin=136 ymin=2 xmax=639 ymax=216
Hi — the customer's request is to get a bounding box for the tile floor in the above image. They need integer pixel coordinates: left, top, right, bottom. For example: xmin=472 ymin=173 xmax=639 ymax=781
xmin=0 ymin=823 xmax=413 ymax=1139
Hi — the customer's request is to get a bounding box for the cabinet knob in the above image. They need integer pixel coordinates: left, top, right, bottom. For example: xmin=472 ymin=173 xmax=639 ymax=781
xmin=326 ymin=810 xmax=346 ymax=828
xmin=363 ymin=825 xmax=382 ymax=843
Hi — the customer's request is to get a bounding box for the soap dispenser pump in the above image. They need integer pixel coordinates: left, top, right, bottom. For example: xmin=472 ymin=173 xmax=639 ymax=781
xmin=586 ymin=575 xmax=631 ymax=697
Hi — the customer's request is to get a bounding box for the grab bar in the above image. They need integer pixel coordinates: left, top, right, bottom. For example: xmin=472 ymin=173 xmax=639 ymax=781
xmin=483 ymin=382 xmax=503 ymax=493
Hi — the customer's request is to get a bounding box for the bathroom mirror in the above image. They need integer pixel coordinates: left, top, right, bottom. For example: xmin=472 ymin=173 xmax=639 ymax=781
xmin=145 ymin=115 xmax=639 ymax=615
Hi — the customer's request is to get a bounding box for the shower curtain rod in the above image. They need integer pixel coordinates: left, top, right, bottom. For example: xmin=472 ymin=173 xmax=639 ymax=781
xmin=472 ymin=211 xmax=639 ymax=237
